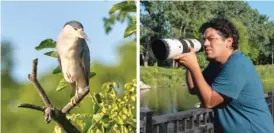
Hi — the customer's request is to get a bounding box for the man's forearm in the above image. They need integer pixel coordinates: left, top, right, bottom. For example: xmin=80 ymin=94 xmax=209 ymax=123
xmin=189 ymin=67 xmax=223 ymax=108
xmin=186 ymin=70 xmax=197 ymax=94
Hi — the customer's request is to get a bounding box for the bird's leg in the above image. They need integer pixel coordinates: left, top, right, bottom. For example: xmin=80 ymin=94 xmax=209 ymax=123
xmin=62 ymin=88 xmax=90 ymax=113
xmin=71 ymin=83 xmax=80 ymax=107
xmin=75 ymin=82 xmax=80 ymax=100
xmin=66 ymin=73 xmax=80 ymax=107
xmin=70 ymin=84 xmax=90 ymax=108
xmin=68 ymin=83 xmax=78 ymax=107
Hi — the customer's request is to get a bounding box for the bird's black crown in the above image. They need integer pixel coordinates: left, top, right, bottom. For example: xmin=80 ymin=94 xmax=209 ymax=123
xmin=64 ymin=20 xmax=84 ymax=30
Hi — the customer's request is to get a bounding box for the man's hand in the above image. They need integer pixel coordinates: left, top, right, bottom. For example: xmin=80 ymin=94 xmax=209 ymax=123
xmin=174 ymin=48 xmax=224 ymax=108
xmin=173 ymin=48 xmax=200 ymax=71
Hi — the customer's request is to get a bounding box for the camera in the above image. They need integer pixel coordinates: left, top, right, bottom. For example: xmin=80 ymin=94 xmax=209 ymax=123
xmin=150 ymin=39 xmax=203 ymax=60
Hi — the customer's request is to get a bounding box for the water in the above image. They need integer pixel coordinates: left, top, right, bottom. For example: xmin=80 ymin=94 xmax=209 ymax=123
xmin=141 ymin=82 xmax=274 ymax=115
xmin=141 ymin=86 xmax=199 ymax=115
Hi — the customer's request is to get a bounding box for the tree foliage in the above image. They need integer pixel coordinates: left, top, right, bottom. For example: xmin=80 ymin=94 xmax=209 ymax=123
xmin=140 ymin=1 xmax=274 ymax=66
xmin=1 ymin=41 xmax=15 ymax=84
xmin=53 ymin=80 xmax=136 ymax=133
xmin=103 ymin=0 xmax=136 ymax=39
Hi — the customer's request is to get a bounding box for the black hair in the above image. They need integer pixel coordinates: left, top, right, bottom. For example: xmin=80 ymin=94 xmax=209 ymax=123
xmin=199 ymin=18 xmax=239 ymax=49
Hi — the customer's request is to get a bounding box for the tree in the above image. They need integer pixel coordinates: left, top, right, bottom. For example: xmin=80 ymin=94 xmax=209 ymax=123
xmin=140 ymin=1 xmax=170 ymax=67
xmin=1 ymin=41 xmax=15 ymax=84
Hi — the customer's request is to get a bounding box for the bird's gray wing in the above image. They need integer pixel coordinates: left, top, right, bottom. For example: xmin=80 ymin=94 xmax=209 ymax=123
xmin=80 ymin=39 xmax=90 ymax=85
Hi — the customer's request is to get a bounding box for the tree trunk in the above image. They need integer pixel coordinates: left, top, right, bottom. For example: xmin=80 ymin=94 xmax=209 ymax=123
xmin=271 ymin=52 xmax=273 ymax=65
xmin=144 ymin=61 xmax=148 ymax=67
xmin=154 ymin=61 xmax=158 ymax=67
xmin=172 ymin=60 xmax=175 ymax=68
xmin=271 ymin=45 xmax=273 ymax=65
xmin=142 ymin=54 xmax=148 ymax=67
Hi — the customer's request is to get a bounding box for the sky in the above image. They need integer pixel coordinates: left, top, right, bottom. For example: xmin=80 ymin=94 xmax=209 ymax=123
xmin=1 ymin=1 xmax=128 ymax=83
xmin=247 ymin=1 xmax=274 ymax=21
xmin=1 ymin=1 xmax=274 ymax=83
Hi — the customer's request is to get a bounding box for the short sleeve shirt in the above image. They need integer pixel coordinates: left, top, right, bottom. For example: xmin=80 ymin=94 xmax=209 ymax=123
xmin=203 ymin=51 xmax=274 ymax=133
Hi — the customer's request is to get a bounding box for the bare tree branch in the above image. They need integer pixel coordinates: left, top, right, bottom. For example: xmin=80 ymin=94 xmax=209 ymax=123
xmin=18 ymin=103 xmax=45 ymax=112
xmin=28 ymin=59 xmax=52 ymax=108
xmin=18 ymin=58 xmax=81 ymax=133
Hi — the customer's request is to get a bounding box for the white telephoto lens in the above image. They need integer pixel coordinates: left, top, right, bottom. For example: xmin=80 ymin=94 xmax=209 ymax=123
xmin=150 ymin=38 xmax=202 ymax=60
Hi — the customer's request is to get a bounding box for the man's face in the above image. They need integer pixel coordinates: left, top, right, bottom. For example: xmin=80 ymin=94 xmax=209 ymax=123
xmin=202 ymin=28 xmax=232 ymax=60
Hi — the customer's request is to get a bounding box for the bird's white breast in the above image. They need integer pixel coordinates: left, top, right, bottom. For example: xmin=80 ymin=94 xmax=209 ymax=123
xmin=56 ymin=31 xmax=84 ymax=83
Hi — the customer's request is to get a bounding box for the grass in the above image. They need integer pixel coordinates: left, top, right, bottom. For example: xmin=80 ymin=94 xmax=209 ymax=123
xmin=141 ymin=65 xmax=274 ymax=114
xmin=141 ymin=67 xmax=186 ymax=88
xmin=256 ymin=65 xmax=274 ymax=92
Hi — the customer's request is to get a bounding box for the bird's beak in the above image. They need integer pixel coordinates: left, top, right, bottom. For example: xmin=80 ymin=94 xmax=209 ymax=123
xmin=77 ymin=30 xmax=90 ymax=42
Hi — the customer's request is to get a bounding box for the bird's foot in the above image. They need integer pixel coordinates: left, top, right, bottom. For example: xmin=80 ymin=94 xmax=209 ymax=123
xmin=71 ymin=98 xmax=80 ymax=107
xmin=44 ymin=107 xmax=53 ymax=124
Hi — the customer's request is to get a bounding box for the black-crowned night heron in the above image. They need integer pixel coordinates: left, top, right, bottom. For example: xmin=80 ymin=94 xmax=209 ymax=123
xmin=56 ymin=20 xmax=90 ymax=108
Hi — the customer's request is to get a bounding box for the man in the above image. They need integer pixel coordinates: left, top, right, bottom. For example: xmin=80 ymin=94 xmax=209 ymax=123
xmin=173 ymin=18 xmax=274 ymax=133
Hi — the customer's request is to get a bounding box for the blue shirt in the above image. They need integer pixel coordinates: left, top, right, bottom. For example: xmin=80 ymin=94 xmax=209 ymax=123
xmin=203 ymin=51 xmax=274 ymax=133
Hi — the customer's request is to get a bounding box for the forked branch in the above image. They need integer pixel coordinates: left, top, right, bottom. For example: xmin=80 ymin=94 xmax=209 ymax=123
xmin=18 ymin=59 xmax=81 ymax=133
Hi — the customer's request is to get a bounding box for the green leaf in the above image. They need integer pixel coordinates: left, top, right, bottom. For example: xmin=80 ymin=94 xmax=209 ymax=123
xmin=89 ymin=72 xmax=96 ymax=79
xmin=52 ymin=66 xmax=62 ymax=74
xmin=44 ymin=51 xmax=57 ymax=58
xmin=95 ymin=129 xmax=102 ymax=133
xmin=35 ymin=39 xmax=56 ymax=50
xmin=93 ymin=113 xmax=104 ymax=122
xmin=94 ymin=93 xmax=102 ymax=104
xmin=124 ymin=24 xmax=136 ymax=38
xmin=83 ymin=119 xmax=92 ymax=133
xmin=53 ymin=125 xmax=62 ymax=133
xmin=101 ymin=115 xmax=111 ymax=126
xmin=100 ymin=124 xmax=105 ymax=133
xmin=117 ymin=116 xmax=123 ymax=124
xmin=93 ymin=104 xmax=100 ymax=114
xmin=130 ymin=96 xmax=136 ymax=102
xmin=122 ymin=107 xmax=128 ymax=114
xmin=109 ymin=1 xmax=136 ymax=14
xmin=56 ymin=78 xmax=69 ymax=91
xmin=111 ymin=103 xmax=118 ymax=110
xmin=120 ymin=5 xmax=136 ymax=13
